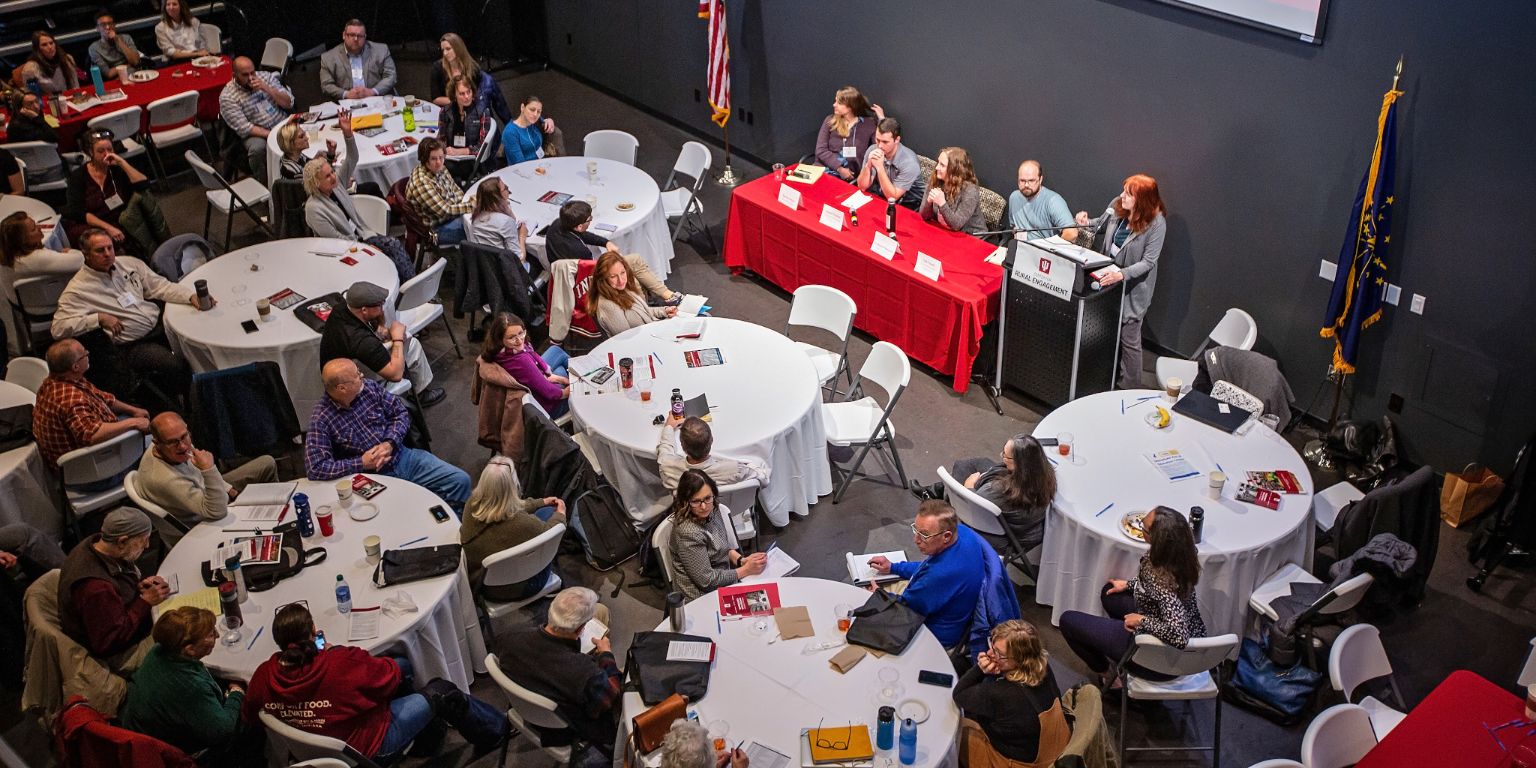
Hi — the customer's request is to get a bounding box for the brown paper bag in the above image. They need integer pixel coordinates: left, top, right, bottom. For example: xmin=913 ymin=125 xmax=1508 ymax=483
xmin=1440 ymin=463 xmax=1504 ymax=527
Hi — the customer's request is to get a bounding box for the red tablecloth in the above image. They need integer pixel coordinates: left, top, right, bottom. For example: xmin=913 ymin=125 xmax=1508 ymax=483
xmin=1 ymin=58 xmax=230 ymax=151
xmin=1356 ymin=670 xmax=1527 ymax=767
xmin=722 ymin=170 xmax=1001 ymax=393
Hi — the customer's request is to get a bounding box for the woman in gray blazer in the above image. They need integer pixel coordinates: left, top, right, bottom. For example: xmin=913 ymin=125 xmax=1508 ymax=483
xmin=1076 ymin=174 xmax=1166 ymax=389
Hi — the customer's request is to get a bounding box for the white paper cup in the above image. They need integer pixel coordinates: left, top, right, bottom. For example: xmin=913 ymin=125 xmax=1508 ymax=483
xmin=1207 ymin=471 xmax=1226 ymax=500
xmin=364 ymin=535 xmax=381 ymax=565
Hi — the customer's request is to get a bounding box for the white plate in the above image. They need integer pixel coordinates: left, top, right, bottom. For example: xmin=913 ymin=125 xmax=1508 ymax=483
xmin=192 ymin=56 xmax=223 ymax=68
xmin=347 ymin=501 xmax=379 ymax=521
xmin=129 ymin=70 xmax=159 ymax=83
xmin=896 ymin=698 xmax=930 ymax=724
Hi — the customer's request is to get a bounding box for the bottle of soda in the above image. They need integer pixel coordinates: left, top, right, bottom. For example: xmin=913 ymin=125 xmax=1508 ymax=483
xmin=670 ymin=388 xmax=685 ymax=417
xmin=886 ymin=197 xmax=898 ymax=238
xmin=335 ymin=574 xmax=352 ymax=614
xmin=402 ymin=100 xmax=416 ymax=133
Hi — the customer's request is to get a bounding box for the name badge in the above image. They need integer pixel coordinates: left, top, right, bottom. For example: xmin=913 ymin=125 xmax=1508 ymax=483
xmin=116 ymin=292 xmax=138 ymax=309
xmin=104 ymin=193 xmax=124 ymax=211
xmin=841 ymin=146 xmax=857 ymax=159
xmin=452 ymin=135 xmax=466 ymax=148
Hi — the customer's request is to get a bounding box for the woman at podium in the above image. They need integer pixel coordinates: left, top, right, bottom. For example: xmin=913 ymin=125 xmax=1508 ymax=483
xmin=1076 ymin=174 xmax=1166 ymax=389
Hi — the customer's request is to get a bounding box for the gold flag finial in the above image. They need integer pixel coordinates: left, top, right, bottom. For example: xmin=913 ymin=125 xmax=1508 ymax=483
xmin=1391 ymin=56 xmax=1403 ymax=90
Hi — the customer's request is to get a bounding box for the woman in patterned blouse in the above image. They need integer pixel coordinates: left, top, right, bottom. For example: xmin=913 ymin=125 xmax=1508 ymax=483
xmin=666 ymin=469 xmax=765 ymax=600
xmin=1059 ymin=506 xmax=1205 ymax=686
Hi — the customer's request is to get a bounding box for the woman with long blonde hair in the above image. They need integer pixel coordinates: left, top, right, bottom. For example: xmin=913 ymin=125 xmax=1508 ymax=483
xmin=814 ymin=86 xmax=885 ymax=181
xmin=920 ymin=147 xmax=985 ymax=235
xmin=461 ymin=457 xmax=566 ymax=599
xmin=953 ymin=619 xmax=1063 ymax=763
xmin=432 ymin=33 xmax=512 ymax=122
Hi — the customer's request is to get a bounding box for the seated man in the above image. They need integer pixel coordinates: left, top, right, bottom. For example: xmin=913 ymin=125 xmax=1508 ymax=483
xmin=1007 ymin=160 xmax=1076 ymax=242
xmin=0 ymin=522 xmax=66 ymax=580
xmin=57 ymin=507 xmax=171 ymax=671
xmin=657 ymin=414 xmax=766 ymax=490
xmin=856 ymin=117 xmax=926 ymax=210
xmin=137 ymin=413 xmax=279 ymax=529
xmin=87 ymin=11 xmax=142 ymax=81
xmin=496 ymin=587 xmax=619 ymax=755
xmin=33 ymin=338 xmax=151 ymax=473
xmin=320 ymin=281 xmax=445 ymax=407
xmin=867 ymin=500 xmax=986 ymax=649
xmin=405 ymin=138 xmax=473 ymax=246
xmin=51 ymin=228 xmax=211 ymax=402
xmin=306 ymin=359 xmax=469 ymax=513
xmin=219 ymin=56 xmax=293 ymax=183
xmin=320 ymin=19 xmax=397 ymax=100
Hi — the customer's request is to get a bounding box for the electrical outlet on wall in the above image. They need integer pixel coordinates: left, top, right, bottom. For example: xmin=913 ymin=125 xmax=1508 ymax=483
xmin=1320 ymin=259 xmax=1336 ymax=280
xmin=1388 ymin=393 xmax=1404 ymax=413
xmin=1384 ymin=284 xmax=1401 ymax=305
xmin=1411 ymin=294 xmax=1426 ymax=314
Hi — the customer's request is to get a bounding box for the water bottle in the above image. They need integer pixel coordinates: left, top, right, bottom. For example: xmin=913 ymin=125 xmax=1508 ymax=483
xmin=885 ymin=197 xmax=898 ymax=238
xmin=224 ymin=555 xmax=247 ymax=603
xmin=898 ymin=718 xmax=917 ymax=765
xmin=1190 ymin=506 xmax=1205 ymax=544
xmin=670 ymin=388 xmax=684 ymax=417
xmin=665 ymin=592 xmax=686 ymax=631
xmin=193 ymin=279 xmax=212 ymax=310
xmin=335 ymin=574 xmax=352 ymax=614
xmin=876 ymin=706 xmax=895 ymax=751
xmin=90 ymin=65 xmax=105 ymax=96
xmin=218 ymin=581 xmax=242 ymax=623
xmin=293 ymin=492 xmax=315 ymax=537
xmin=402 ymin=101 xmax=416 ymax=133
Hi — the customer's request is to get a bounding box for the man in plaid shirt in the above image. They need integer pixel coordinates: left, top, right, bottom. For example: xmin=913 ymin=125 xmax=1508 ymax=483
xmin=220 ymin=56 xmax=293 ymax=183
xmin=305 ymin=359 xmax=469 ymax=512
xmin=404 ymin=138 xmax=472 ymax=245
xmin=33 ymin=339 xmax=150 ymax=474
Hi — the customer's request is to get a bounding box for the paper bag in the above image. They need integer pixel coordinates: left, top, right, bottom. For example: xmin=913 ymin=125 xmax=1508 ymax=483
xmin=829 ymin=645 xmax=867 ymax=673
xmin=774 ymin=606 xmax=814 ymax=640
xmin=1440 ymin=463 xmax=1504 ymax=527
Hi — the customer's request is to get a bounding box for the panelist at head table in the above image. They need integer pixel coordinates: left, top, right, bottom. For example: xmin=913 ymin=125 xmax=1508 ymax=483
xmin=856 ymin=116 xmax=925 ymax=210
xmin=1007 ymin=160 xmax=1078 ymax=242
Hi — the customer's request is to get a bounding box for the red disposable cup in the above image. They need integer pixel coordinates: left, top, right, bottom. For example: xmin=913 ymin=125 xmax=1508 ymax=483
xmin=316 ymin=509 xmax=335 ymax=537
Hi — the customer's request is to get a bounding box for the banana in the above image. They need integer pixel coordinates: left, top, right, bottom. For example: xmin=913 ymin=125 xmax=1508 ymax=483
xmin=1155 ymin=406 xmax=1170 ymax=428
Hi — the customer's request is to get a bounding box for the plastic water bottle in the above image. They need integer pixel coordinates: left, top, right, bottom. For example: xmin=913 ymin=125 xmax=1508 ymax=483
xmin=335 ymin=574 xmax=352 ymax=614
xmin=90 ymin=65 xmax=104 ymax=96
xmin=898 ymin=718 xmax=917 ymax=765
xmin=402 ymin=101 xmax=416 ymax=133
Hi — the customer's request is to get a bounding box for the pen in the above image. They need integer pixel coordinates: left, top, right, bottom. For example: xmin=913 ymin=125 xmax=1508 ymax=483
xmin=651 ymin=351 xmax=662 ymax=367
xmin=246 ymin=625 xmax=264 ymax=650
xmin=399 ymin=535 xmax=428 ymax=547
xmin=1215 ymin=462 xmax=1225 ymax=474
xmin=765 ymin=540 xmax=779 ymax=554
xmin=1094 ymin=502 xmax=1115 ymax=517
xmin=1047 ymin=456 xmax=1058 ymax=466
xmin=715 ymin=611 xmax=722 ymax=634
xmin=1120 ymin=400 xmax=1125 ymax=415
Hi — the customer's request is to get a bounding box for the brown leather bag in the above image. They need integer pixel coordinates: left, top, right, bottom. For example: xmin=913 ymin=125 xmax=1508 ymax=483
xmin=631 ymin=692 xmax=687 ymax=754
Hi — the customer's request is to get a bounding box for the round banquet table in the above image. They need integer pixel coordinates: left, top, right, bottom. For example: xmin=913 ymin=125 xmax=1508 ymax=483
xmin=0 ymin=194 xmax=69 ymax=249
xmin=156 ymin=475 xmax=487 ymax=688
xmin=1032 ymin=389 xmax=1315 ymax=639
xmin=621 ymin=578 xmax=959 ymax=768
xmin=470 ymin=156 xmax=677 ymax=279
xmin=570 ymin=317 xmax=831 ymax=527
xmin=163 ymin=237 xmax=400 ymax=417
xmin=0 ymin=380 xmax=61 ymax=540
xmin=265 ymin=96 xmax=442 ymax=200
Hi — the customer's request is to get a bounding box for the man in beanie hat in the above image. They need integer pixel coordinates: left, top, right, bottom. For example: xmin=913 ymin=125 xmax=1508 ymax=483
xmin=57 ymin=507 xmax=170 ymax=671
xmin=319 ymin=280 xmax=446 ymax=408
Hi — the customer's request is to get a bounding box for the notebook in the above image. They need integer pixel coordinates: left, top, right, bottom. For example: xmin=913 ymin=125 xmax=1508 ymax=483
xmin=805 ymin=724 xmax=874 ymax=764
xmin=1170 ymin=389 xmax=1250 ymax=434
xmin=845 ymin=551 xmax=907 ymax=584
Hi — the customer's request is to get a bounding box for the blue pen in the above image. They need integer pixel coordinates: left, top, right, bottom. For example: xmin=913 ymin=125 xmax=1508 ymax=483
xmin=399 ymin=535 xmax=428 ymax=548
xmin=1215 ymin=462 xmax=1225 ymax=474
xmin=1094 ymin=502 xmax=1114 ymax=517
xmin=1120 ymin=400 xmax=1126 ymax=415
xmin=765 ymin=540 xmax=779 ymax=555
xmin=715 ymin=611 xmax=722 ymax=634
xmin=651 ymin=352 xmax=663 ymax=367
xmin=1047 ymin=456 xmax=1058 ymax=466
xmin=246 ymin=625 xmax=264 ymax=651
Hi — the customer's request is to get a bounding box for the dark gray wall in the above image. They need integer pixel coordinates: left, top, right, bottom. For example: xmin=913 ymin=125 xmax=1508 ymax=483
xmin=542 ymin=0 xmax=1536 ymax=472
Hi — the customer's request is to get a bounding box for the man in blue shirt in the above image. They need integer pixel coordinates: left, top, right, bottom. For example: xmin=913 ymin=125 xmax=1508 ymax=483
xmin=868 ymin=500 xmax=986 ymax=648
xmin=1007 ymin=160 xmax=1076 ymax=241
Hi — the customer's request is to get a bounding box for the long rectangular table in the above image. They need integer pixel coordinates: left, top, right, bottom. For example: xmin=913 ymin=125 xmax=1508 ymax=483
xmin=1355 ymin=670 xmax=1526 ymax=767
xmin=722 ymin=170 xmax=1002 ymax=393
xmin=1 ymin=57 xmax=230 ymax=150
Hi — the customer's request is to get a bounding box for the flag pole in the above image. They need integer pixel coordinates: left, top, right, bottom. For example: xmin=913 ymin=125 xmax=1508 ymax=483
xmin=715 ymin=120 xmax=739 ymax=186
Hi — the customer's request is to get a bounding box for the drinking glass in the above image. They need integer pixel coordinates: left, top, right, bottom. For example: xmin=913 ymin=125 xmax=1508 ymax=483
xmin=835 ymin=603 xmax=853 ymax=632
xmin=772 ymin=163 xmax=786 ymax=182
xmin=219 ymin=614 xmax=244 ymax=646
xmin=876 ymin=666 xmax=904 ymax=703
xmin=708 ymin=720 xmax=730 ymax=752
xmin=586 ymin=160 xmax=599 ymax=184
xmin=1056 ymin=432 xmax=1074 ymax=460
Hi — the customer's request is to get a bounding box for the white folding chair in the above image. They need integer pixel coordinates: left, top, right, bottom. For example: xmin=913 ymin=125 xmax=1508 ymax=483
xmin=481 ymin=523 xmax=566 ymax=630
xmin=123 ymin=469 xmax=193 ymax=543
xmin=653 ymin=507 xmax=738 ymax=589
xmin=57 ymin=430 xmax=147 ymax=550
xmin=352 ymin=194 xmax=391 ymax=237
xmin=1248 ymin=564 xmax=1374 ymax=623
xmin=660 ymin=141 xmax=711 ymax=242
xmin=290 ymin=760 xmax=352 ymax=768
xmin=485 ymin=653 xmax=574 ymax=765
xmin=823 ymin=341 xmax=910 ymax=503
xmin=4 ymin=356 xmax=47 ymax=393
xmin=395 ymin=257 xmax=460 ymax=361
xmin=1311 ymin=480 xmax=1364 ymax=533
xmin=582 ymin=129 xmax=639 ymax=165
xmin=10 ymin=273 xmax=70 ymax=353
xmin=1300 ymin=703 xmax=1377 ymax=768
xmin=1117 ymin=633 xmax=1241 ymax=767
xmin=186 ymin=150 xmax=272 ymax=251
xmin=785 ymin=284 xmax=856 ymax=396
xmin=200 ymin=23 xmax=222 ymax=55
xmin=1156 ymin=307 xmax=1258 ymax=389
xmin=937 ymin=466 xmax=1039 ymax=581
xmin=85 ymin=106 xmax=147 ymax=166
xmin=1 ymin=141 xmax=68 ymax=193
xmin=1329 ymin=624 xmax=1407 ymax=739
xmin=144 ymin=91 xmax=212 ymax=179
xmin=717 ymin=477 xmax=761 ymax=546
xmin=260 ymin=37 xmax=293 ymax=73
xmin=259 ymin=711 xmax=382 ymax=768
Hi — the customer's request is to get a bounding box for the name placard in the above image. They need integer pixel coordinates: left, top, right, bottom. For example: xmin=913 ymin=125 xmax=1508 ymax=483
xmin=818 ymin=204 xmax=845 ymax=232
xmin=870 ymin=232 xmax=899 ymax=260
xmin=914 ymin=252 xmax=943 ymax=282
xmin=776 ymin=184 xmax=801 ymax=211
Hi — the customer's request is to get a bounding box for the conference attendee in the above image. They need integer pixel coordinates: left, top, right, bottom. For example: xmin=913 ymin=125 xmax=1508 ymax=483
xmin=461 ymin=457 xmax=565 ymax=599
xmin=953 ymin=619 xmax=1063 ymax=764
xmin=154 ymin=0 xmax=209 ymax=61
xmin=468 ymin=177 xmax=528 ymax=268
xmin=64 ymin=132 xmax=172 ymax=257
xmin=483 ymin=312 xmax=568 ymax=417
xmin=916 ymin=434 xmax=1055 ymax=553
xmin=657 ymin=414 xmax=764 ymax=491
xmin=501 ymin=95 xmax=557 ymax=166
xmin=866 ymin=500 xmax=986 ymax=649
xmin=405 ymin=138 xmax=473 ymax=246
xmin=1007 ymin=160 xmax=1075 ymax=241
xmin=659 ymin=719 xmax=750 ymax=768
xmin=137 ymin=413 xmax=279 ymax=529
xmin=52 ymin=228 xmax=201 ymax=399
xmin=857 ymin=117 xmax=925 ymax=210
xmin=0 ymin=522 xmax=66 ymax=579
xmin=320 ymin=19 xmax=397 ymax=100
xmin=0 ymin=148 xmax=20 ymax=195
xmin=815 ymin=87 xmax=883 ymax=181
xmin=33 ymin=338 xmax=150 ymax=469
xmin=0 ymin=211 xmax=83 ymax=306
xmin=88 ymin=10 xmax=142 ymax=80
xmin=119 ymin=607 xmax=252 ymax=760
xmin=588 ymin=250 xmax=677 ymax=336
xmin=543 ymin=200 xmax=619 ymax=263
xmin=243 ymin=602 xmax=508 ymax=761
xmin=302 ymin=156 xmax=414 ymax=280
xmin=306 ymin=359 xmax=471 ymax=512
xmin=919 ymin=147 xmax=985 ymax=236
xmin=320 ymin=280 xmax=445 ymax=407
xmin=668 ymin=470 xmax=765 ymax=600
xmin=20 ymin=32 xmax=80 ymax=94
xmin=1060 ymin=506 xmax=1205 ymax=687
xmin=441 ymin=77 xmax=493 ymax=184
xmin=5 ymin=92 xmax=56 ymax=145
xmin=1075 ymin=174 xmax=1166 ymax=389
xmin=220 ymin=56 xmax=294 ymax=183
xmin=495 ymin=587 xmax=620 ymax=754
xmin=431 ymin=33 xmax=511 ymax=123
xmin=57 ymin=507 xmax=170 ymax=669
xmin=277 ymin=108 xmax=351 ymax=181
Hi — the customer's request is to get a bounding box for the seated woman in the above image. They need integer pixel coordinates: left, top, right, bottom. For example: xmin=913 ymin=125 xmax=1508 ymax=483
xmin=659 ymin=718 xmax=749 ymax=768
xmin=0 ymin=211 xmax=83 ymax=308
xmin=668 ymin=469 xmax=766 ymax=600
xmin=468 ymin=177 xmax=528 ymax=269
xmin=20 ymin=32 xmax=80 ymax=94
xmin=302 ymin=156 xmax=415 ymax=281
xmin=1060 ymin=506 xmax=1205 ymax=688
xmin=5 ymin=92 xmax=56 ymax=145
xmin=588 ymin=250 xmax=678 ymax=336
xmin=155 ymin=0 xmax=209 ymax=62
xmin=277 ymin=110 xmax=384 ymax=198
xmin=919 ymin=147 xmax=986 ymax=235
xmin=461 ymin=457 xmax=566 ymax=600
xmin=442 ymin=76 xmax=495 ymax=185
xmin=242 ymin=602 xmax=508 ymax=763
xmin=483 ymin=312 xmax=569 ymax=417
xmin=431 ymin=33 xmax=511 ymax=123
xmin=814 ymin=87 xmax=883 ymax=181
xmin=954 ymin=619 xmax=1065 ymax=766
xmin=64 ymin=131 xmax=171 ymax=257
xmin=500 ymin=95 xmax=557 ymax=166
xmin=920 ymin=433 xmax=1055 ymax=554
xmin=120 ymin=607 xmax=255 ymax=762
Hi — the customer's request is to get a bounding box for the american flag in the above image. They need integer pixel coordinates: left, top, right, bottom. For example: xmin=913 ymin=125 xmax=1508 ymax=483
xmin=701 ymin=0 xmax=730 ymax=127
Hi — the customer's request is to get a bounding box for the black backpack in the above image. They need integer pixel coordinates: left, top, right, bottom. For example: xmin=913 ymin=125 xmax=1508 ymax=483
xmin=568 ymin=482 xmax=641 ymax=571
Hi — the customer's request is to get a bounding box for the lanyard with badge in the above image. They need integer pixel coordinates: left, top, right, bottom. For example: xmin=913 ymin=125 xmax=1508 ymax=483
xmin=101 ymin=171 xmax=124 ymax=211
xmin=841 ymin=117 xmax=859 ymax=160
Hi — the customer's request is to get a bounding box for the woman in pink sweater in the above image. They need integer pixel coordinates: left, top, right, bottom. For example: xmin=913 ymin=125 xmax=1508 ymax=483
xmin=482 ymin=312 xmax=569 ymax=417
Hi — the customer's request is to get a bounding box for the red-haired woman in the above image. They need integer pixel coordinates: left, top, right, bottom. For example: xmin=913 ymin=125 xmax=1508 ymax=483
xmin=1076 ymin=174 xmax=1166 ymax=389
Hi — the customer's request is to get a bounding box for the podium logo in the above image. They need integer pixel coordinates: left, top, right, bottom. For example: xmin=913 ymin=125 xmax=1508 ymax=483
xmin=1039 ymin=257 xmax=1052 ymax=275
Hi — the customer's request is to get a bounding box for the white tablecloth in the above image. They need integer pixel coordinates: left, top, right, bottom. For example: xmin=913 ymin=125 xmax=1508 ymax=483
xmin=265 ymin=96 xmax=443 ymax=197
xmin=0 ymin=380 xmax=60 ymax=540
xmin=571 ymin=318 xmax=831 ymax=527
xmin=471 ymin=156 xmax=677 ymax=279
xmin=621 ymin=578 xmax=958 ymax=768
xmin=1033 ymin=389 xmax=1315 ymax=638
xmin=156 ymin=475 xmax=487 ymax=688
xmin=163 ymin=237 xmax=400 ymax=417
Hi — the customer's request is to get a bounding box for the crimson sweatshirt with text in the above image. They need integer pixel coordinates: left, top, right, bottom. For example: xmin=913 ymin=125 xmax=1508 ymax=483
xmin=241 ymin=646 xmax=402 ymax=757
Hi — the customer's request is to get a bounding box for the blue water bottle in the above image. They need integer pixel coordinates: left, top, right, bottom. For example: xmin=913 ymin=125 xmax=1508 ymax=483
xmin=293 ymin=492 xmax=315 ymax=537
xmin=90 ymin=65 xmax=105 ymax=96
xmin=898 ymin=718 xmax=917 ymax=766
xmin=876 ymin=706 xmax=895 ymax=751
